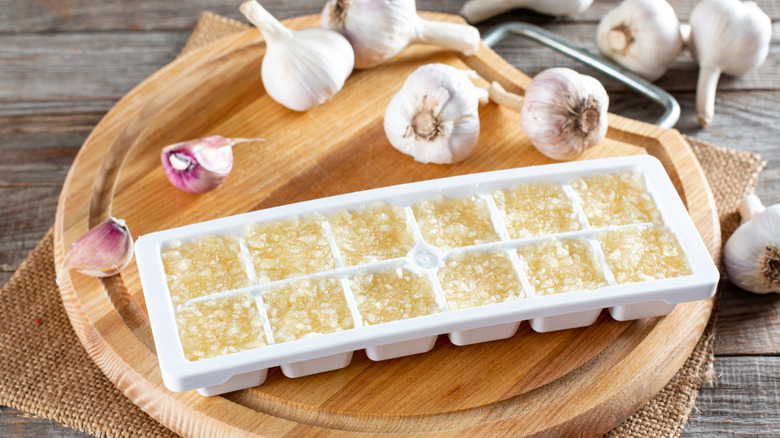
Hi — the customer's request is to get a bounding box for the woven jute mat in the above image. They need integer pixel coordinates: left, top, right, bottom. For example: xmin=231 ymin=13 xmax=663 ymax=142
xmin=0 ymin=12 xmax=767 ymax=438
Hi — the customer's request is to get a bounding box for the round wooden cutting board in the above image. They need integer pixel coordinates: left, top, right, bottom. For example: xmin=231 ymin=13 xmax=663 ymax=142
xmin=54 ymin=13 xmax=719 ymax=438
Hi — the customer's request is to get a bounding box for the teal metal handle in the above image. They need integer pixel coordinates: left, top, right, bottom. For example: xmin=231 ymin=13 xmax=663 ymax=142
xmin=482 ymin=22 xmax=680 ymax=129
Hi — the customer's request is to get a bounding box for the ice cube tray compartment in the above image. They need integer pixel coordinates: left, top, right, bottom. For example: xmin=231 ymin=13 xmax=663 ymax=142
xmin=135 ymin=156 xmax=719 ymax=395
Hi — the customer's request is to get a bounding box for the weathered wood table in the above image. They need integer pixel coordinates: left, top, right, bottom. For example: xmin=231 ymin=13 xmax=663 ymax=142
xmin=1 ymin=0 xmax=778 ymax=436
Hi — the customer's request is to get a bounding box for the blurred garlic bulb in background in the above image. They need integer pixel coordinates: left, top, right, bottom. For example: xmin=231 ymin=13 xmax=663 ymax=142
xmin=460 ymin=0 xmax=592 ymax=24
xmin=241 ymin=0 xmax=354 ymax=111
xmin=322 ymin=0 xmax=480 ymax=69
xmin=688 ymin=0 xmax=771 ymax=126
xmin=384 ymin=63 xmax=488 ymax=164
xmin=596 ymin=0 xmax=683 ymax=81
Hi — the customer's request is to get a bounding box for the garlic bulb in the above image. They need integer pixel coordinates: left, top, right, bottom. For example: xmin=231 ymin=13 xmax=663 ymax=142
xmin=596 ymin=0 xmax=683 ymax=81
xmin=689 ymin=0 xmax=771 ymax=126
xmin=724 ymin=194 xmax=780 ymax=294
xmin=240 ymin=0 xmax=354 ymax=111
xmin=488 ymin=68 xmax=608 ymax=161
xmin=59 ymin=217 xmax=133 ymax=281
xmin=460 ymin=0 xmax=592 ymax=24
xmin=384 ymin=63 xmax=488 ymax=164
xmin=161 ymin=136 xmax=263 ymax=194
xmin=322 ymin=0 xmax=480 ymax=69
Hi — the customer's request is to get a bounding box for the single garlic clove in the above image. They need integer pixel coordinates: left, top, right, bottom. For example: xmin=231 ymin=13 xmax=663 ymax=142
xmin=724 ymin=194 xmax=780 ymax=294
xmin=161 ymin=136 xmax=262 ymax=194
xmin=596 ymin=0 xmax=683 ymax=82
xmin=59 ymin=217 xmax=134 ymax=280
xmin=384 ymin=63 xmax=487 ymax=164
xmin=322 ymin=0 xmax=480 ymax=70
xmin=689 ymin=0 xmax=771 ymax=126
xmin=242 ymin=0 xmax=354 ymax=111
xmin=460 ymin=0 xmax=593 ymax=24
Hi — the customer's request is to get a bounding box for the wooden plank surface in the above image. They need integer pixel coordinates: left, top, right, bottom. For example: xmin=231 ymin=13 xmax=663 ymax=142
xmin=1 ymin=0 xmax=778 ymax=436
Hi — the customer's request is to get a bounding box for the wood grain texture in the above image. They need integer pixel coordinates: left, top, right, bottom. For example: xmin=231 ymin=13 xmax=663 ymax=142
xmin=715 ymin=283 xmax=780 ymax=355
xmin=681 ymin=356 xmax=780 ymax=437
xmin=49 ymin=12 xmax=719 ymax=438
xmin=0 ymin=407 xmax=90 ymax=438
xmin=3 ymin=0 xmax=780 ymax=436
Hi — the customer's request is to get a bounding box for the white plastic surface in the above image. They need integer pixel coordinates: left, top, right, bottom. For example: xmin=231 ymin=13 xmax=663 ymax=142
xmin=135 ymin=156 xmax=719 ymax=395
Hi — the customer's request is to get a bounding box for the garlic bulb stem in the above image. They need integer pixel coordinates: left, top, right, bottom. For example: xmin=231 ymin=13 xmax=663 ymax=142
xmin=487 ymin=81 xmax=524 ymax=112
xmin=413 ymin=18 xmax=480 ymax=56
xmin=240 ymin=1 xmax=292 ymax=42
xmin=460 ymin=0 xmax=592 ymax=24
xmin=679 ymin=23 xmax=691 ymax=46
xmin=738 ymin=193 xmax=767 ymax=224
xmin=695 ymin=66 xmax=722 ymax=127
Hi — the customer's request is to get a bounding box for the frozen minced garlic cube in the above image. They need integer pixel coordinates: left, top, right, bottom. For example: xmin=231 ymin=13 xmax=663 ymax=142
xmin=598 ymin=226 xmax=691 ymax=284
xmin=517 ymin=238 xmax=607 ymax=296
xmin=263 ymin=276 xmax=354 ymax=343
xmin=413 ymin=195 xmax=500 ymax=250
xmin=350 ymin=268 xmax=439 ymax=325
xmin=570 ymin=172 xmax=662 ymax=228
xmin=162 ymin=234 xmax=249 ymax=307
xmin=329 ymin=201 xmax=415 ymax=266
xmin=245 ymin=214 xmax=335 ymax=283
xmin=493 ymin=182 xmax=580 ymax=239
xmin=176 ymin=293 xmax=265 ymax=361
xmin=438 ymin=250 xmax=524 ymax=310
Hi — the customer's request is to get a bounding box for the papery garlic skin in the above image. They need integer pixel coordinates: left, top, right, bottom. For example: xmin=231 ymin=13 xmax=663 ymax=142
xmin=60 ymin=217 xmax=134 ymax=279
xmin=384 ymin=64 xmax=487 ymax=164
xmin=241 ymin=0 xmax=354 ymax=111
xmin=520 ymin=68 xmax=608 ymax=161
xmin=724 ymin=194 xmax=780 ymax=294
xmin=322 ymin=0 xmax=480 ymax=69
xmin=161 ymin=136 xmax=263 ymax=194
xmin=596 ymin=0 xmax=682 ymax=81
xmin=689 ymin=0 xmax=771 ymax=126
xmin=460 ymin=0 xmax=592 ymax=24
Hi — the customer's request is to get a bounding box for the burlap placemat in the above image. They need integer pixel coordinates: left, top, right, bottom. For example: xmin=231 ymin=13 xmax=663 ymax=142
xmin=0 ymin=12 xmax=766 ymax=438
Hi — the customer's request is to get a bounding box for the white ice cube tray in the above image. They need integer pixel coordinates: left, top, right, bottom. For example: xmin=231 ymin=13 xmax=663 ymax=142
xmin=134 ymin=155 xmax=719 ymax=396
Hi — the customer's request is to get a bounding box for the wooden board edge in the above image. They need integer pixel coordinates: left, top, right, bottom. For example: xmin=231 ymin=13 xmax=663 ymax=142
xmin=51 ymin=12 xmax=723 ymax=438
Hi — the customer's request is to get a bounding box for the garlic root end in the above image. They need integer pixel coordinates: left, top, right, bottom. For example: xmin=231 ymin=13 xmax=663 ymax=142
xmin=487 ymin=81 xmax=524 ymax=113
xmin=695 ymin=65 xmax=722 ymax=127
xmin=738 ymin=193 xmax=767 ymax=224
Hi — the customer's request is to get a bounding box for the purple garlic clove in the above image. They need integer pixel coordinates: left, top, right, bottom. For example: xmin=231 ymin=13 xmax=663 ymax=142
xmin=60 ymin=217 xmax=134 ymax=280
xmin=161 ymin=136 xmax=263 ymax=194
